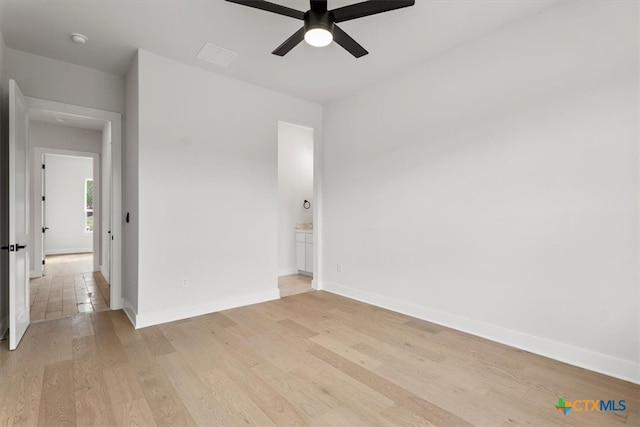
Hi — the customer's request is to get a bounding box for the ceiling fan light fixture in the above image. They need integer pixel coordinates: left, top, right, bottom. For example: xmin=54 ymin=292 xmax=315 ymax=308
xmin=303 ymin=9 xmax=333 ymax=48
xmin=226 ymin=0 xmax=416 ymax=57
xmin=304 ymin=28 xmax=332 ymax=47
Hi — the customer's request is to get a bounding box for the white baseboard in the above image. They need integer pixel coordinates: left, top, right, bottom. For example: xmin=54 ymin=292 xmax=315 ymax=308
xmin=122 ymin=299 xmax=137 ymax=328
xmin=134 ymin=289 xmax=280 ymax=329
xmin=278 ymin=268 xmax=299 ymax=277
xmin=45 ymin=248 xmax=92 ymax=255
xmin=111 ymin=296 xmax=123 ymax=311
xmin=319 ymin=281 xmax=640 ymax=385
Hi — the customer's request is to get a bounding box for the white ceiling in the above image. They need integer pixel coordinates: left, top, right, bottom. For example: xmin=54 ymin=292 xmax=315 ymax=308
xmin=0 ymin=0 xmax=559 ymax=104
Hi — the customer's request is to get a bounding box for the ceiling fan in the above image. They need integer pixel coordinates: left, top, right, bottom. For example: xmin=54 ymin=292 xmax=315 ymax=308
xmin=226 ymin=0 xmax=415 ymax=58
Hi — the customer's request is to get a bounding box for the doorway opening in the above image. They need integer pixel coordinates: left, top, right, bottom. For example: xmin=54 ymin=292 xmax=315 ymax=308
xmin=29 ymin=152 xmax=109 ymax=321
xmin=277 ymin=121 xmax=314 ymax=297
xmin=3 ymin=81 xmax=123 ymax=349
xmin=23 ymin=97 xmax=123 ymax=323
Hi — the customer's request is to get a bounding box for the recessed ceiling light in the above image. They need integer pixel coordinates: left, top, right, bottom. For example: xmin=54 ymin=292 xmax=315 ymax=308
xmin=56 ymin=117 xmax=65 ymax=123
xmin=70 ymin=33 xmax=88 ymax=44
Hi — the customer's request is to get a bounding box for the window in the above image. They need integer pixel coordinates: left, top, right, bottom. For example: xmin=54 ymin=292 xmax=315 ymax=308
xmin=85 ymin=178 xmax=93 ymax=232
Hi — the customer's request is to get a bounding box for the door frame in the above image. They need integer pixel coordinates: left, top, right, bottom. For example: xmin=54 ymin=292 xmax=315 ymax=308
xmin=276 ymin=120 xmax=319 ymax=288
xmin=33 ymin=149 xmax=100 ymax=275
xmin=26 ymin=97 xmax=123 ymax=310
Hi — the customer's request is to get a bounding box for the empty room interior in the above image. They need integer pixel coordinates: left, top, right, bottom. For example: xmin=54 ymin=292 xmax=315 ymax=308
xmin=0 ymin=0 xmax=638 ymax=425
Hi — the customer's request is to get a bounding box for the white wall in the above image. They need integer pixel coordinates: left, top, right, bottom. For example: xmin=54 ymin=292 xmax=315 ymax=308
xmin=124 ymin=52 xmax=139 ymax=319
xmin=322 ymin=1 xmax=639 ymax=383
xmin=129 ymin=49 xmax=321 ymax=327
xmin=0 ymin=18 xmax=9 ymax=337
xmin=29 ymin=120 xmax=101 ymax=152
xmin=43 ymin=154 xmax=93 ymax=255
xmin=278 ymin=122 xmax=313 ymax=276
xmin=6 ymin=48 xmax=124 ymax=114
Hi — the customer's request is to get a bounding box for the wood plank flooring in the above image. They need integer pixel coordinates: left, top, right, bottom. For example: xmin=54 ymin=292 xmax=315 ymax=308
xmin=30 ymin=254 xmax=110 ymax=322
xmin=1 ymin=290 xmax=638 ymax=426
xmin=278 ymin=274 xmax=312 ymax=297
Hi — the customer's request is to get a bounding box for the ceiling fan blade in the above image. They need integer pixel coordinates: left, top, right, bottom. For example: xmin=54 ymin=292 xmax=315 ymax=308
xmin=310 ymin=0 xmax=328 ymax=12
xmin=226 ymin=0 xmax=304 ymax=20
xmin=272 ymin=27 xmax=306 ymax=56
xmin=331 ymin=0 xmax=415 ymax=23
xmin=332 ymin=25 xmax=368 ymax=58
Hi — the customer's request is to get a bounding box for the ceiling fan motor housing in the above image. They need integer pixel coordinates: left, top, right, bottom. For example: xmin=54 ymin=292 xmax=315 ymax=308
xmin=304 ymin=10 xmax=334 ymax=34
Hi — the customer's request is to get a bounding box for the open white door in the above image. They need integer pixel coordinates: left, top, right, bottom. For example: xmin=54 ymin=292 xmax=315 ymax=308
xmin=8 ymin=79 xmax=30 ymax=350
xmin=41 ymin=153 xmax=47 ymax=276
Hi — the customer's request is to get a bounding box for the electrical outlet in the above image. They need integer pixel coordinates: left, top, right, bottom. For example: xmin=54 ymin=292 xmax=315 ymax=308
xmin=181 ymin=279 xmax=189 ymax=288
xmin=337 ymin=263 xmax=342 ymax=273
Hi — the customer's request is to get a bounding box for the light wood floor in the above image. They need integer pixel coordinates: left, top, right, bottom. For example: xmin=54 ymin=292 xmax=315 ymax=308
xmin=30 ymin=253 xmax=110 ymax=322
xmin=1 ymin=291 xmax=637 ymax=426
xmin=278 ymin=273 xmax=312 ymax=297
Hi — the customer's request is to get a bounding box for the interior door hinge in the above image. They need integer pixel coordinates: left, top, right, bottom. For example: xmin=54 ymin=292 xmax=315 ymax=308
xmin=42 ymin=196 xmax=45 ymax=201
xmin=42 ymin=259 xmax=45 ymax=265
xmin=42 ymin=164 xmax=45 ymax=169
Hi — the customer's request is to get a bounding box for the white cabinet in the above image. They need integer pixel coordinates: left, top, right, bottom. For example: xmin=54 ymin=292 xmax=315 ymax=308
xmin=296 ymin=238 xmax=306 ymax=272
xmin=296 ymin=231 xmax=313 ymax=274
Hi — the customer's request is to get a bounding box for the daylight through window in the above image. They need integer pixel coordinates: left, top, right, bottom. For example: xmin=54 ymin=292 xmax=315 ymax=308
xmin=85 ymin=178 xmax=94 ymax=232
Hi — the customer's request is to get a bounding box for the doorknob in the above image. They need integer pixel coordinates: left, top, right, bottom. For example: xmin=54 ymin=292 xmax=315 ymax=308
xmin=1 ymin=244 xmax=15 ymax=252
xmin=15 ymin=244 xmax=26 ymax=252
xmin=42 ymin=226 xmax=49 ymax=233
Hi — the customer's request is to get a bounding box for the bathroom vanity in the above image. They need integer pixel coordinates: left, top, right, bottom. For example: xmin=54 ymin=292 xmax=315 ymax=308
xmin=295 ymin=230 xmax=313 ymax=275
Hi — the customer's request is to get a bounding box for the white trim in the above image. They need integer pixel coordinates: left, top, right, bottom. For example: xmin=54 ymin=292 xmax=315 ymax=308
xmin=123 ymin=298 xmax=137 ymax=328
xmin=134 ymin=289 xmax=280 ymax=329
xmin=312 ymin=121 xmax=322 ymax=297
xmin=33 ymin=148 xmax=100 ymax=276
xmin=277 ymin=121 xmax=314 ymax=132
xmin=45 ymin=248 xmax=94 ymax=256
xmin=26 ymin=97 xmax=123 ymax=311
xmin=319 ymin=280 xmax=640 ymax=385
xmin=276 ymin=119 xmax=323 ymax=297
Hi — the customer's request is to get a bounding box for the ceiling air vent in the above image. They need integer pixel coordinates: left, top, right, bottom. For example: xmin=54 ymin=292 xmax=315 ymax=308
xmin=196 ymin=43 xmax=237 ymax=67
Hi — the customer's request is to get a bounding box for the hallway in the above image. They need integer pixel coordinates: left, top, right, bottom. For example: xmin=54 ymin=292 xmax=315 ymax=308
xmin=29 ymin=253 xmax=110 ymax=322
xmin=278 ymin=274 xmax=312 ymax=297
